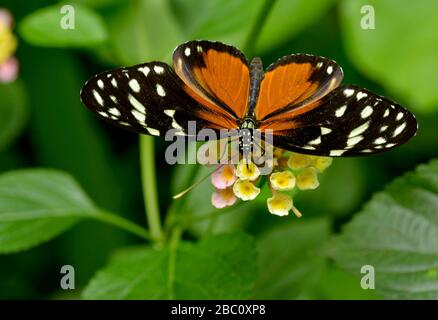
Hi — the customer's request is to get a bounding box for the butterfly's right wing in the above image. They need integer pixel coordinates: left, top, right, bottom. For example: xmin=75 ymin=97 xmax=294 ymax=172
xmin=80 ymin=62 xmax=238 ymax=137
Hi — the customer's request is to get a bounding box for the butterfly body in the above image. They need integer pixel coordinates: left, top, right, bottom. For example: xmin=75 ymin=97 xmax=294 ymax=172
xmin=81 ymin=40 xmax=417 ymax=159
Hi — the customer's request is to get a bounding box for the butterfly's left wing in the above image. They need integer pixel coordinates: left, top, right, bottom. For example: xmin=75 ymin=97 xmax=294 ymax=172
xmin=173 ymin=40 xmax=250 ymax=120
xmin=80 ymin=62 xmax=238 ymax=137
xmin=260 ymin=85 xmax=418 ymax=156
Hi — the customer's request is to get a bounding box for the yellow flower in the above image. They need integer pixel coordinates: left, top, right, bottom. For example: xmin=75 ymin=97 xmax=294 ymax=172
xmin=288 ymin=153 xmax=312 ymax=170
xmin=270 ymin=170 xmax=296 ymax=191
xmin=233 ymin=179 xmax=260 ymax=201
xmin=0 ymin=24 xmax=17 ymax=65
xmin=312 ymin=156 xmax=333 ymax=172
xmin=296 ymin=167 xmax=320 ymax=190
xmin=267 ymin=193 xmax=293 ymax=216
xmin=236 ymin=159 xmax=260 ymax=181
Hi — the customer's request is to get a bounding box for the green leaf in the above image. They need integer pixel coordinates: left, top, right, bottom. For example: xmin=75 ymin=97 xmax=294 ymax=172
xmin=83 ymin=232 xmax=257 ymax=299
xmin=170 ymin=0 xmax=263 ymax=47
xmin=255 ymin=0 xmax=338 ymax=53
xmin=326 ymin=160 xmax=438 ymax=299
xmin=0 ymin=169 xmax=95 ymax=254
xmin=103 ymin=0 xmax=183 ymax=65
xmin=0 ymin=82 xmax=28 ymax=152
xmin=19 ymin=4 xmax=108 ymax=48
xmin=253 ymin=218 xmax=331 ymax=299
xmin=314 ymin=266 xmax=381 ymax=299
xmin=340 ymin=0 xmax=438 ymax=112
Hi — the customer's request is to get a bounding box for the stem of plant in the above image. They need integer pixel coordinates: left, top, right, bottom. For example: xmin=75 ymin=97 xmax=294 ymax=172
xmin=140 ymin=135 xmax=163 ymax=243
xmin=92 ymin=210 xmax=151 ymax=241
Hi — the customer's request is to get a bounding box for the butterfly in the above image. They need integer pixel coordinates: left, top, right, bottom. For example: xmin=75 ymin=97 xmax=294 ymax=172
xmin=80 ymin=40 xmax=417 ymax=158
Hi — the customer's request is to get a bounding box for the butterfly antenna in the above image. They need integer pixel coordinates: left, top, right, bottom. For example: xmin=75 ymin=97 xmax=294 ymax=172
xmin=172 ymin=164 xmax=225 ymax=199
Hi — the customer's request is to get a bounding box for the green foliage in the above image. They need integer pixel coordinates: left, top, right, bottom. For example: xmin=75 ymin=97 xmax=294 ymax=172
xmin=327 ymin=160 xmax=438 ymax=299
xmin=103 ymin=0 xmax=182 ymax=65
xmin=253 ymin=218 xmax=330 ymax=299
xmin=83 ymin=232 xmax=256 ymax=299
xmin=0 ymin=82 xmax=28 ymax=152
xmin=256 ymin=0 xmax=338 ymax=53
xmin=19 ymin=4 xmax=108 ymax=48
xmin=340 ymin=0 xmax=438 ymax=112
xmin=0 ymin=169 xmax=93 ymax=253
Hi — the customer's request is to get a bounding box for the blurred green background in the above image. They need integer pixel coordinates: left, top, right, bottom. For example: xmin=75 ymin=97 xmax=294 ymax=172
xmin=1 ymin=0 xmax=438 ymax=300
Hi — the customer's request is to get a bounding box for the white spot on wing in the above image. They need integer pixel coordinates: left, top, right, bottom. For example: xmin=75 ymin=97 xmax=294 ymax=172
xmin=93 ymin=90 xmax=104 ymax=106
xmin=396 ymin=112 xmax=404 ymax=121
xmin=111 ymin=78 xmax=118 ymax=88
xmin=330 ymin=150 xmax=345 ymax=156
xmin=374 ymin=137 xmax=386 ymax=144
xmin=153 ymin=66 xmax=164 ymax=74
xmin=326 ymin=66 xmax=333 ymax=74
xmin=146 ymin=128 xmax=160 ymax=136
xmin=347 ymin=135 xmax=363 ymax=147
xmin=316 ymin=62 xmax=323 ymax=68
xmin=308 ymin=136 xmax=321 ymax=145
xmin=383 ymin=109 xmax=390 ymax=117
xmin=393 ymin=122 xmax=406 ymax=137
xmin=128 ymin=94 xmax=146 ymax=113
xmin=185 ymin=47 xmax=191 ymax=56
xmin=196 ymin=45 xmax=202 ymax=53
xmin=335 ymin=105 xmax=347 ymax=117
xmin=97 ymin=80 xmax=104 ymax=89
xmin=156 ymin=84 xmax=166 ymax=97
xmin=164 ymin=109 xmax=175 ymax=117
xmin=131 ymin=110 xmax=146 ymax=123
xmin=129 ymin=79 xmax=141 ymax=93
xmin=109 ymin=108 xmax=121 ymax=117
xmin=348 ymin=121 xmax=369 ymax=138
xmin=380 ymin=125 xmax=388 ymax=132
xmin=343 ymin=88 xmax=354 ymax=97
xmin=356 ymin=92 xmax=368 ymax=101
xmin=321 ymin=127 xmax=332 ymax=135
xmin=110 ymin=95 xmax=117 ymax=103
xmin=361 ymin=106 xmax=373 ymax=118
xmin=138 ymin=66 xmax=150 ymax=77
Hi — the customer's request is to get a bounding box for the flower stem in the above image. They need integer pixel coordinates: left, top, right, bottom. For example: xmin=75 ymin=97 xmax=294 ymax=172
xmin=243 ymin=0 xmax=278 ymax=57
xmin=140 ymin=135 xmax=163 ymax=243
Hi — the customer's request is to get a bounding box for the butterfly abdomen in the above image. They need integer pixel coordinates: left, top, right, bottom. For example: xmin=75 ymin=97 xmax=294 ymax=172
xmin=248 ymin=57 xmax=264 ymax=116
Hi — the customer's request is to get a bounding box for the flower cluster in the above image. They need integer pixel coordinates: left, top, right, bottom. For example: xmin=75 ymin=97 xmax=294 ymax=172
xmin=0 ymin=8 xmax=18 ymax=83
xmin=210 ymin=148 xmax=332 ymax=218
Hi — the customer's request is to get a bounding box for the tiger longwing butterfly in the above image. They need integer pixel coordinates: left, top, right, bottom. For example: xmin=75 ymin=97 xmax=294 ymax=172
xmin=80 ymin=40 xmax=417 ymax=157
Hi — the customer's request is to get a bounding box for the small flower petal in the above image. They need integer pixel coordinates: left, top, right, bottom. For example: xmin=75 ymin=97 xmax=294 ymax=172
xmin=211 ymin=187 xmax=237 ymax=208
xmin=287 ymin=153 xmax=312 ymax=170
xmin=267 ymin=193 xmax=293 ymax=216
xmin=211 ymin=164 xmax=236 ymax=189
xmin=236 ymin=159 xmax=260 ymax=181
xmin=0 ymin=9 xmax=13 ymax=28
xmin=0 ymin=57 xmax=18 ymax=83
xmin=270 ymin=170 xmax=296 ymax=191
xmin=233 ymin=179 xmax=260 ymax=201
xmin=296 ymin=167 xmax=320 ymax=190
xmin=313 ymin=156 xmax=333 ymax=172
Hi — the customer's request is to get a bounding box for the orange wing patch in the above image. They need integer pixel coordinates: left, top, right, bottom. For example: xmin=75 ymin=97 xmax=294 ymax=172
xmin=255 ymin=54 xmax=343 ymax=121
xmin=173 ymin=41 xmax=250 ymax=121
